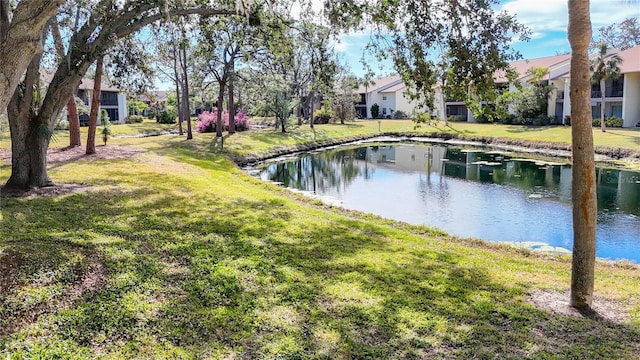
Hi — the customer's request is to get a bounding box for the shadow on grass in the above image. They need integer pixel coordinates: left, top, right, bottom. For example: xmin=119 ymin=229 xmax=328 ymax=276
xmin=1 ymin=169 xmax=639 ymax=358
xmin=602 ymin=129 xmax=640 ymax=147
xmin=505 ymin=125 xmax=562 ymax=134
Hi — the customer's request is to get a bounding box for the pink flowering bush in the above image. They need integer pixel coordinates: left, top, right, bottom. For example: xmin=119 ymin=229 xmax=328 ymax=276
xmin=196 ymin=110 xmax=251 ymax=133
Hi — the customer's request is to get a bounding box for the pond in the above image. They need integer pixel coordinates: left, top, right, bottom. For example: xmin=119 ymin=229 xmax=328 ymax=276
xmin=256 ymin=143 xmax=640 ymax=263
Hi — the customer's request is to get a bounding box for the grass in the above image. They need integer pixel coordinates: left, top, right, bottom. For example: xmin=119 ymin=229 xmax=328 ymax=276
xmin=1 ymin=120 xmax=640 ymax=358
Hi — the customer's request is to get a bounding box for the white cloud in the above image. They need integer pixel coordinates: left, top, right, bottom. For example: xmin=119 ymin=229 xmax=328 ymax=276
xmin=501 ymin=0 xmax=640 ymax=33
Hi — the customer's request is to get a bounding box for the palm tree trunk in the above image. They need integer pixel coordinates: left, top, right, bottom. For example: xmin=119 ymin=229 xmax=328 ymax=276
xmin=568 ymin=0 xmax=597 ymax=310
xmin=600 ymin=78 xmax=606 ymax=132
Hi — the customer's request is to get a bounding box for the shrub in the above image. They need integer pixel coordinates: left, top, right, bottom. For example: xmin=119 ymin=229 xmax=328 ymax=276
xmin=55 ymin=119 xmax=69 ymax=130
xmin=608 ymin=116 xmax=623 ymax=127
xmin=196 ymin=110 xmax=252 ymax=133
xmin=564 ymin=115 xmax=571 ymax=125
xmin=370 ymin=103 xmax=380 ymax=118
xmin=501 ymin=114 xmax=516 ymax=124
xmin=475 ymin=113 xmax=491 ymax=123
xmin=100 ymin=109 xmax=112 ymax=145
xmin=197 ymin=111 xmax=216 ymax=133
xmin=313 ymin=107 xmax=331 ymax=124
xmin=593 ymin=116 xmax=623 ymax=128
xmin=157 ymin=111 xmax=177 ymax=124
xmin=394 ymin=110 xmax=408 ymax=119
xmin=532 ymin=115 xmax=552 ymax=126
xmin=127 ymin=115 xmax=144 ymax=124
xmin=448 ymin=115 xmax=467 ymax=122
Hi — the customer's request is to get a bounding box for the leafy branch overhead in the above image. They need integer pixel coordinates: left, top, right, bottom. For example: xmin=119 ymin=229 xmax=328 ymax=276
xmin=325 ymin=0 xmax=530 ymax=111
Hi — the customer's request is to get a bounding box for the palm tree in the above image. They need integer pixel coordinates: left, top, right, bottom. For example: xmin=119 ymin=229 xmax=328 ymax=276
xmin=590 ymin=42 xmax=623 ymax=132
xmin=567 ymin=0 xmax=598 ymax=310
xmin=361 ymin=71 xmax=376 ymax=118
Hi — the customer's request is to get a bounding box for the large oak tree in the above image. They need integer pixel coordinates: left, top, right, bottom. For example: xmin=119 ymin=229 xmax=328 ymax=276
xmin=4 ymin=1 xmax=246 ymax=189
xmin=0 ymin=0 xmax=65 ymax=112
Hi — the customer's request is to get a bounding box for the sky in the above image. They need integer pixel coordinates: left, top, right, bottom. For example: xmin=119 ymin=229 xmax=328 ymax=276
xmin=335 ymin=0 xmax=640 ymax=77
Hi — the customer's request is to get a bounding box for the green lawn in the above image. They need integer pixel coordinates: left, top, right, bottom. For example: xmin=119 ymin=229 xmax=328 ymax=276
xmin=1 ymin=121 xmax=640 ymax=358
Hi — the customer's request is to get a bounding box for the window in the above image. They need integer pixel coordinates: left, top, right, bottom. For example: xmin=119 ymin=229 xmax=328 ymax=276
xmin=76 ymin=90 xmax=89 ymax=105
xmin=100 ymin=91 xmax=119 ymax=106
xmin=104 ymin=108 xmax=119 ymax=122
xmin=382 ymin=95 xmax=387 ymax=100
xmin=382 ymin=108 xmax=387 ymax=115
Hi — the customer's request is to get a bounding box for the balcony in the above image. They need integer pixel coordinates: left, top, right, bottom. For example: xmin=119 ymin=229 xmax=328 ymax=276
xmin=591 ymin=89 xmax=624 ymax=98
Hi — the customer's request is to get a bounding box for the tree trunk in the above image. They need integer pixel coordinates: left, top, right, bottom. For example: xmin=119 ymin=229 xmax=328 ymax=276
xmin=173 ymin=45 xmax=183 ymax=136
xmin=51 ymin=18 xmax=82 ymax=147
xmin=86 ymin=56 xmax=104 ymax=155
xmin=0 ymin=0 xmax=64 ymax=111
xmin=309 ymin=88 xmax=315 ymax=129
xmin=67 ymin=97 xmax=82 ymax=146
xmin=228 ymin=58 xmax=236 ymax=134
xmin=441 ymin=79 xmax=448 ymax=126
xmin=6 ymin=120 xmax=52 ymax=189
xmin=600 ymin=78 xmax=606 ymax=132
xmin=176 ymin=82 xmax=183 ymax=135
xmin=5 ymin=54 xmax=53 ymax=189
xmin=180 ymin=38 xmax=192 ymax=140
xmin=216 ymin=81 xmax=225 ymax=138
xmin=568 ymin=0 xmax=597 ymax=310
xmin=51 ymin=18 xmax=83 ymax=147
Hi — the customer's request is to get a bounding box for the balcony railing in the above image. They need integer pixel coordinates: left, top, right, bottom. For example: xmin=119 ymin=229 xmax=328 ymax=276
xmin=591 ymin=89 xmax=624 ymax=98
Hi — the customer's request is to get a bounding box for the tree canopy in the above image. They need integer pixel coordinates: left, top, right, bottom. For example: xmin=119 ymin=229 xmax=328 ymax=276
xmin=324 ymin=0 xmax=529 ymax=113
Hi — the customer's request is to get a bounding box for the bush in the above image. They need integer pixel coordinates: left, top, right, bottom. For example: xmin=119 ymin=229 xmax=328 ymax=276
xmin=394 ymin=110 xmax=408 ymax=119
xmin=501 ymin=114 xmax=516 ymax=124
xmin=157 ymin=111 xmax=176 ymax=124
xmin=607 ymin=116 xmax=623 ymax=127
xmin=532 ymin=115 xmax=552 ymax=126
xmin=593 ymin=116 xmax=623 ymax=128
xmin=475 ymin=113 xmax=491 ymax=123
xmin=370 ymin=103 xmax=380 ymax=118
xmin=127 ymin=115 xmax=144 ymax=124
xmin=55 ymin=119 xmax=69 ymax=130
xmin=564 ymin=115 xmax=571 ymax=125
xmin=313 ymin=107 xmax=331 ymax=124
xmin=448 ymin=115 xmax=466 ymax=122
xmin=196 ymin=110 xmax=251 ymax=133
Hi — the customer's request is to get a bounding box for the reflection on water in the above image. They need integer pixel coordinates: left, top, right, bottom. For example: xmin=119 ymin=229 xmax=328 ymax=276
xmin=259 ymin=144 xmax=640 ymax=262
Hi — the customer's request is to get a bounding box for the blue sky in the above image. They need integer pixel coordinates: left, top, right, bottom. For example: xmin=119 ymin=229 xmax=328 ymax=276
xmin=335 ymin=0 xmax=640 ymax=77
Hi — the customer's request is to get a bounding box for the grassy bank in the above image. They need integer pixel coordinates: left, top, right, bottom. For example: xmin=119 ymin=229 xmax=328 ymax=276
xmin=1 ymin=122 xmax=640 ymax=358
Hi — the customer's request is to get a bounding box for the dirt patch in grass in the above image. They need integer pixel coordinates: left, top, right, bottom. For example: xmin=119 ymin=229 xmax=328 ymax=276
xmin=0 ymin=253 xmax=107 ymax=337
xmin=0 ymin=145 xmax=141 ymax=198
xmin=528 ymin=289 xmax=631 ymax=324
xmin=0 ymin=250 xmax=23 ymax=294
xmin=0 ymin=183 xmax=92 ymax=198
xmin=0 ymin=144 xmax=141 ymax=165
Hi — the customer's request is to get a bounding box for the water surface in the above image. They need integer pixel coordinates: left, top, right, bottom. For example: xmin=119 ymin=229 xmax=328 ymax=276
xmin=258 ymin=144 xmax=640 ymax=262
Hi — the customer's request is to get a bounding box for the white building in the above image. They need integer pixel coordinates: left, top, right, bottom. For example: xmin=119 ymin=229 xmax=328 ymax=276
xmin=75 ymin=78 xmax=128 ymax=125
xmin=360 ymin=45 xmax=640 ymax=128
xmin=356 ymin=75 xmax=423 ymax=118
xmin=447 ymin=45 xmax=640 ymax=127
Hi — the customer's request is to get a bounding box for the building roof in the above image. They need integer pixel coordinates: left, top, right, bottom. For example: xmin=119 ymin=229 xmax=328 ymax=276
xmin=356 ymin=75 xmax=402 ymax=94
xmin=495 ymin=54 xmax=571 ymax=83
xmin=40 ymin=69 xmax=122 ymax=92
xmin=139 ymin=91 xmax=169 ymax=103
xmin=381 ymin=82 xmax=406 ymax=93
xmin=77 ymin=77 xmax=120 ymax=92
xmin=618 ymin=45 xmax=640 ymax=74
